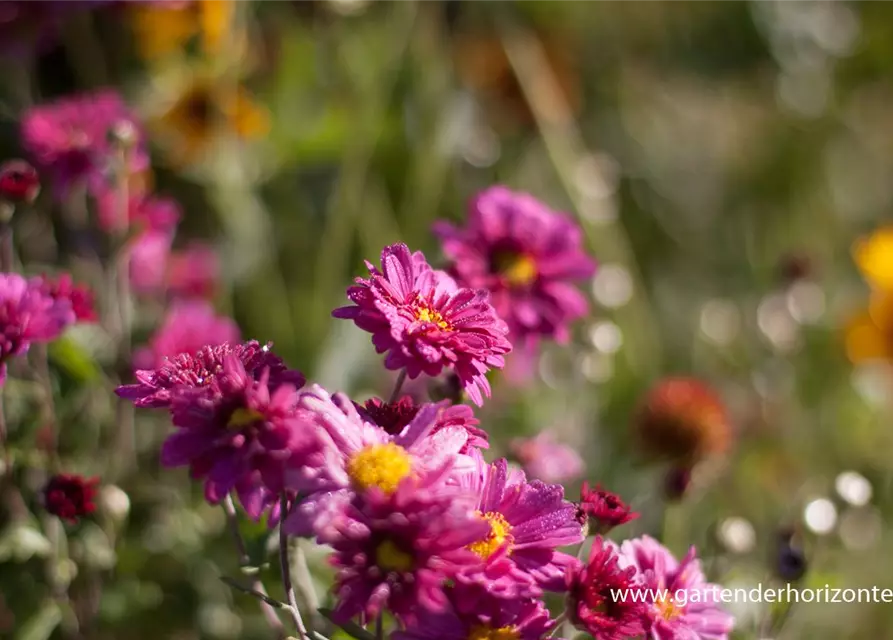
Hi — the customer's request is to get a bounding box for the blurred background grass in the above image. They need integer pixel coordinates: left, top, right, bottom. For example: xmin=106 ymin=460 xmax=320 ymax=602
xmin=3 ymin=1 xmax=893 ymax=638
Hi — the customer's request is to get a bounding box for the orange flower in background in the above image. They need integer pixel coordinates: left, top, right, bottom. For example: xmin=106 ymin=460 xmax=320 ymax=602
xmin=846 ymin=227 xmax=893 ymax=364
xmin=154 ymin=77 xmax=269 ymax=163
xmin=130 ymin=0 xmax=235 ymax=62
xmin=634 ymin=377 xmax=732 ymax=464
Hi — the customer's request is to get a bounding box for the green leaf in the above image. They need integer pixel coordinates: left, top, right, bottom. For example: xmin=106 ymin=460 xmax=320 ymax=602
xmin=48 ymin=335 xmax=102 ymax=383
xmin=15 ymin=601 xmax=61 ymax=640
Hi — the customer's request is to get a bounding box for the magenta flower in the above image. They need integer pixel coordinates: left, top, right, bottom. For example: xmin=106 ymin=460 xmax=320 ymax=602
xmin=0 ymin=159 xmax=40 ymax=204
xmin=577 ymin=482 xmax=638 ymax=533
xmin=134 ymin=300 xmax=240 ymax=370
xmin=167 ymin=243 xmax=220 ymax=299
xmin=128 ymin=230 xmax=173 ymax=295
xmin=0 ymin=273 xmax=73 ymax=383
xmin=509 ymin=430 xmax=584 ymax=484
xmin=358 ymin=395 xmax=488 ymax=452
xmin=455 ymin=455 xmax=583 ymax=592
xmin=394 ymin=594 xmax=555 ymax=640
xmin=567 ymin=536 xmax=648 ymax=640
xmin=116 ymin=340 xmax=305 ymax=409
xmin=434 ymin=186 xmax=595 ymax=350
xmin=21 ymin=90 xmax=148 ymax=197
xmin=617 ymin=535 xmax=735 ymax=640
xmin=43 ymin=473 xmax=99 ymax=524
xmin=283 ymin=385 xmax=476 ymax=538
xmin=95 ymin=190 xmax=181 ymax=234
xmin=32 ymin=273 xmax=97 ymax=323
xmin=332 ymin=243 xmax=511 ymax=406
xmin=162 ymin=355 xmax=311 ymax=517
xmin=323 ymin=470 xmax=489 ymax=625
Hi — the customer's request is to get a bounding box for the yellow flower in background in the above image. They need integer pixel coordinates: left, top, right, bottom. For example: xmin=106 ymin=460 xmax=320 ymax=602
xmin=854 ymin=226 xmax=893 ymax=291
xmin=155 ymin=77 xmax=269 ymax=163
xmin=846 ymin=290 xmax=893 ymax=363
xmin=131 ymin=0 xmax=235 ymax=62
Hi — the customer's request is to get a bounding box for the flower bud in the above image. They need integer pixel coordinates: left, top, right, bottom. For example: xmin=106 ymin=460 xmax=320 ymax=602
xmin=0 ymin=160 xmax=40 ymax=205
xmin=664 ymin=466 xmax=693 ymax=502
xmin=99 ymin=484 xmax=131 ymax=523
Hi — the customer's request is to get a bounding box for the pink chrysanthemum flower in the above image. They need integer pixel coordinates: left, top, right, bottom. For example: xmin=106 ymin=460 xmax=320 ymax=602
xmin=284 ymin=385 xmax=476 ymax=538
xmin=21 ymin=90 xmax=148 ymax=197
xmin=332 ymin=243 xmax=511 ymax=406
xmin=167 ymin=243 xmax=220 ymax=299
xmin=395 ymin=592 xmax=556 ymax=640
xmin=509 ymin=430 xmax=584 ymax=484
xmin=617 ymin=535 xmax=735 ymax=640
xmin=567 ymin=536 xmax=648 ymax=640
xmin=577 ymin=482 xmax=638 ymax=534
xmin=95 ymin=189 xmax=182 ymax=234
xmin=434 ymin=186 xmax=595 ymax=351
xmin=128 ymin=230 xmax=173 ymax=295
xmin=116 ymin=340 xmax=305 ymax=409
xmin=162 ymin=355 xmax=311 ymax=517
xmin=358 ymin=395 xmax=488 ymax=452
xmin=323 ymin=469 xmax=489 ymax=625
xmin=32 ymin=273 xmax=97 ymax=323
xmin=134 ymin=300 xmax=240 ymax=370
xmin=0 ymin=273 xmax=73 ymax=383
xmin=455 ymin=454 xmax=583 ymax=592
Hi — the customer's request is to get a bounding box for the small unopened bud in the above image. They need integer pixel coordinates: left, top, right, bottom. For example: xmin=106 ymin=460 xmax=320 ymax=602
xmin=108 ymin=119 xmax=138 ymax=150
xmin=775 ymin=527 xmax=807 ymax=582
xmin=664 ymin=466 xmax=692 ymax=501
xmin=0 ymin=160 xmax=40 ymax=205
xmin=99 ymin=484 xmax=130 ymax=522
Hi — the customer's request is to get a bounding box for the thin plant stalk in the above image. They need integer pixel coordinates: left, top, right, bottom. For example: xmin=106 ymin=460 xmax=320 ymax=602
xmin=222 ymin=495 xmax=285 ymax=636
xmin=280 ymin=492 xmax=310 ymax=639
xmin=388 ymin=369 xmax=407 ymax=404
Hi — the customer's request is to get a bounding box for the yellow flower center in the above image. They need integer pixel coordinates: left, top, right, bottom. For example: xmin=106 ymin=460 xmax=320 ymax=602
xmin=346 ymin=443 xmax=412 ymax=494
xmin=227 ymin=407 xmax=265 ymax=429
xmin=374 ymin=539 xmax=414 ymax=572
xmin=655 ymin=594 xmax=684 ymax=621
xmin=467 ymin=511 xmax=513 ymax=560
xmin=494 ymin=252 xmax=537 ymax=287
xmin=414 ymin=304 xmax=451 ymax=330
xmin=467 ymin=625 xmax=519 ymax=640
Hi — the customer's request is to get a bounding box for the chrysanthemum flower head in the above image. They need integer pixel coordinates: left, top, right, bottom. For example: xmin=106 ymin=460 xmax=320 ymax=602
xmin=43 ymin=474 xmax=99 ymax=523
xmin=635 ymin=377 xmax=731 ymax=464
xmin=0 ymin=273 xmax=74 ymax=383
xmin=395 ymin=591 xmax=556 ymax=640
xmin=567 ymin=536 xmax=647 ymax=640
xmin=133 ymin=299 xmax=239 ymax=370
xmin=0 ymin=159 xmax=40 ymax=204
xmin=284 ymin=385 xmax=478 ymax=538
xmin=95 ymin=188 xmax=182 ymax=235
xmin=128 ymin=229 xmax=174 ymax=295
xmin=358 ymin=395 xmax=488 ymax=452
xmin=509 ymin=430 xmax=584 ymax=484
xmin=325 ymin=470 xmax=490 ymax=625
xmin=116 ymin=339 xmax=305 ymax=408
xmin=455 ymin=455 xmax=583 ymax=593
xmin=434 ymin=186 xmax=595 ymax=351
xmin=577 ymin=482 xmax=638 ymax=534
xmin=21 ymin=90 xmax=148 ymax=197
xmin=167 ymin=242 xmax=219 ymax=299
xmin=162 ymin=354 xmax=310 ymax=517
xmin=617 ymin=535 xmax=735 ymax=640
xmin=333 ymin=243 xmax=511 ymax=406
xmin=32 ymin=273 xmax=96 ymax=324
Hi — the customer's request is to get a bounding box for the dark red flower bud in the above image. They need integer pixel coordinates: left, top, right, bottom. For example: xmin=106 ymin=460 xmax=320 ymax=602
xmin=577 ymin=482 xmax=638 ymax=533
xmin=664 ymin=466 xmax=693 ymax=501
xmin=43 ymin=474 xmax=99 ymax=523
xmin=0 ymin=160 xmax=40 ymax=205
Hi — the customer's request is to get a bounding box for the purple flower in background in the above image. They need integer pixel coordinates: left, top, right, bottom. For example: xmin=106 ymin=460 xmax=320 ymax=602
xmin=510 ymin=430 xmax=584 ymax=484
xmin=128 ymin=229 xmax=173 ymax=295
xmin=394 ymin=593 xmax=555 ymax=640
xmin=95 ymin=190 xmax=181 ymax=234
xmin=32 ymin=273 xmax=97 ymax=323
xmin=455 ymin=455 xmax=583 ymax=592
xmin=434 ymin=186 xmax=595 ymax=351
xmin=617 ymin=535 xmax=735 ymax=640
xmin=0 ymin=273 xmax=73 ymax=383
xmin=21 ymin=90 xmax=148 ymax=197
xmin=284 ymin=385 xmax=476 ymax=538
xmin=332 ymin=243 xmax=511 ymax=406
xmin=567 ymin=536 xmax=647 ymax=640
xmin=133 ymin=299 xmax=240 ymax=370
xmin=167 ymin=242 xmax=220 ymax=299
xmin=358 ymin=395 xmax=488 ymax=452
xmin=116 ymin=340 xmax=305 ymax=409
xmin=323 ymin=470 xmax=489 ymax=625
xmin=162 ymin=355 xmax=310 ymax=515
